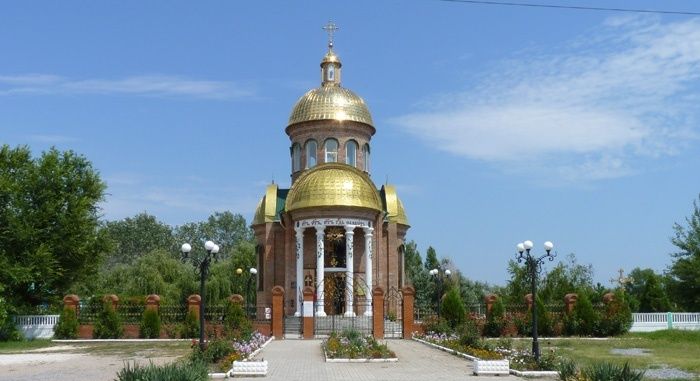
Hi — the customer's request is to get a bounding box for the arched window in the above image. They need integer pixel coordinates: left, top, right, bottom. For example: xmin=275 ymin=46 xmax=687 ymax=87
xmin=363 ymin=144 xmax=370 ymax=171
xmin=324 ymin=139 xmax=338 ymax=163
xmin=292 ymin=143 xmax=301 ymax=172
xmin=305 ymin=139 xmax=317 ymax=169
xmin=345 ymin=140 xmax=358 ymax=167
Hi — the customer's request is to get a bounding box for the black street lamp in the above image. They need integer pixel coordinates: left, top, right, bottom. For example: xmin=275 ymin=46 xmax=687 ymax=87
xmin=429 ymin=267 xmax=451 ymax=318
xmin=516 ymin=240 xmax=555 ymax=362
xmin=236 ymin=267 xmax=258 ymax=318
xmin=181 ymin=240 xmax=220 ymax=350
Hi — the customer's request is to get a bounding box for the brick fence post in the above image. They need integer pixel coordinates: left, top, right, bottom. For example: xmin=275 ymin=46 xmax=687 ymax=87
xmin=484 ymin=294 xmax=498 ymax=315
xmin=103 ymin=294 xmax=119 ymax=310
xmin=602 ymin=292 xmax=615 ymax=304
xmin=271 ymin=286 xmax=284 ymax=339
xmin=229 ymin=294 xmax=244 ymax=305
xmin=187 ymin=295 xmax=201 ymax=320
xmin=524 ymin=294 xmax=533 ymax=311
xmin=63 ymin=294 xmax=80 ymax=315
xmin=564 ymin=293 xmax=578 ymax=314
xmin=145 ymin=294 xmax=160 ymax=312
xmin=373 ymin=287 xmax=384 ymax=340
xmin=302 ymin=286 xmax=314 ymax=339
xmin=402 ymin=285 xmax=415 ymax=339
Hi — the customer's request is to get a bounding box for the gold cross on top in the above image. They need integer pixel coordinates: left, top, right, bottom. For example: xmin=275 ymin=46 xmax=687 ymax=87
xmin=322 ymin=20 xmax=339 ymax=48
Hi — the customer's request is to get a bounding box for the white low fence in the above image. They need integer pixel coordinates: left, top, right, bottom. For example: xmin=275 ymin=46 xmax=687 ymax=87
xmin=14 ymin=315 xmax=60 ymax=339
xmin=630 ymin=312 xmax=700 ymax=332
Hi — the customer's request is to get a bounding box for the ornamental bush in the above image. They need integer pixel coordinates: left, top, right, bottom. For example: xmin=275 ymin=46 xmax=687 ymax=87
xmin=596 ymin=291 xmax=632 ymax=337
xmin=223 ymin=301 xmax=252 ymax=340
xmin=441 ymin=287 xmax=466 ymax=329
xmin=180 ymin=309 xmax=199 ymax=339
xmin=93 ymin=301 xmax=123 ymax=339
xmin=54 ymin=307 xmax=79 ymax=339
xmin=564 ymin=292 xmax=598 ymax=336
xmin=483 ymin=297 xmax=506 ymax=337
xmin=139 ymin=308 xmax=161 ymax=339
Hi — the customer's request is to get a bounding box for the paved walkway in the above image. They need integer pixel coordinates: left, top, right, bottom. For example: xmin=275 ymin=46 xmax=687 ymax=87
xmin=239 ymin=339 xmax=527 ymax=381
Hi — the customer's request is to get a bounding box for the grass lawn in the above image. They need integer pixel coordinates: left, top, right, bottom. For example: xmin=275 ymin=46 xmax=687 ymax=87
xmin=0 ymin=339 xmax=56 ymax=353
xmin=508 ymin=330 xmax=700 ymax=380
xmin=0 ymin=339 xmax=191 ymax=359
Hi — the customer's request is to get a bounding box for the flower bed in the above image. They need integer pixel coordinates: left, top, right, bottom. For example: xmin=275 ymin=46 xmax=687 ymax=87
xmin=191 ymin=331 xmax=270 ymax=372
xmin=322 ymin=330 xmax=397 ymax=361
xmin=416 ymin=332 xmax=560 ymax=375
xmin=416 ymin=332 xmax=504 ymax=360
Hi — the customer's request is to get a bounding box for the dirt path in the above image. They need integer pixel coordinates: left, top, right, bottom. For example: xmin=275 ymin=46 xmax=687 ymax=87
xmin=0 ymin=345 xmax=182 ymax=381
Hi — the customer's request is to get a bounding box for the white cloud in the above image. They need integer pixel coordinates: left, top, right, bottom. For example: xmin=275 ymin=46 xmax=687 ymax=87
xmin=0 ymin=74 xmax=253 ymax=99
xmin=393 ymin=17 xmax=700 ymax=182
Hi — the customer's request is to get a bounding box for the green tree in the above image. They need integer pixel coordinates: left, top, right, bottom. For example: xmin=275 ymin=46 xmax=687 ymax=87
xmin=174 ymin=211 xmax=253 ymax=261
xmin=403 ymin=242 xmax=434 ymax=312
xmin=503 ymin=259 xmax=533 ymax=305
xmin=668 ymin=195 xmax=700 ymax=311
xmin=424 ymin=246 xmax=439 ymax=272
xmin=539 ymin=254 xmax=594 ymax=304
xmin=484 ymin=297 xmax=506 ymax=337
xmin=625 ymin=268 xmax=672 ymax=312
xmin=103 ymin=213 xmax=175 ymax=269
xmin=0 ymin=145 xmax=108 ymax=309
xmin=441 ymin=287 xmax=466 ymax=329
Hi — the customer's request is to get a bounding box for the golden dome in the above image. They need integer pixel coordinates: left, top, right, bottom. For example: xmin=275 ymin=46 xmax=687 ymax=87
xmin=382 ymin=185 xmax=410 ymax=226
xmin=286 ymin=163 xmax=382 ymax=212
xmin=288 ymin=86 xmax=374 ymax=127
xmin=252 ymin=184 xmax=279 ymax=225
xmin=322 ymin=50 xmax=341 ymax=65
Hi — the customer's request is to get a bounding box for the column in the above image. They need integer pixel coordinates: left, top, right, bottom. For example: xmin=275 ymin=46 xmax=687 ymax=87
xmin=344 ymin=225 xmax=355 ymax=317
xmin=294 ymin=227 xmax=304 ymax=317
xmin=363 ymin=227 xmax=374 ymax=316
xmin=315 ymin=226 xmax=326 ymax=316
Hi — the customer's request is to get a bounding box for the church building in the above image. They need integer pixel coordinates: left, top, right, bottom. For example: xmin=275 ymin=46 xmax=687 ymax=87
xmin=252 ymin=25 xmax=410 ymax=318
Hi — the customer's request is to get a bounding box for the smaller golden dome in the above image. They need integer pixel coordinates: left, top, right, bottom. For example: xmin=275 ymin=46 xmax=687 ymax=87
xmin=382 ymin=185 xmax=410 ymax=226
xmin=322 ymin=50 xmax=341 ymax=65
xmin=288 ymin=86 xmax=374 ymax=127
xmin=286 ymin=163 xmax=382 ymax=212
xmin=252 ymin=184 xmax=279 ymax=225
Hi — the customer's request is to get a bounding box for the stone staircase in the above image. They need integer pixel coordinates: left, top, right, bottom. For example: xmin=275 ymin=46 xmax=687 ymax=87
xmin=284 ymin=316 xmax=302 ymax=339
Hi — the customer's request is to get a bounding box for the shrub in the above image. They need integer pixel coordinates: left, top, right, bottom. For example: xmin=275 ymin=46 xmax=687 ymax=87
xmin=54 ymin=307 xmax=79 ymax=339
xmin=441 ymin=287 xmax=466 ymax=329
xmin=565 ymin=292 xmax=598 ymax=336
xmin=139 ymin=308 xmax=161 ymax=339
xmin=533 ymin=297 xmax=554 ymax=337
xmin=116 ymin=359 xmax=208 ymax=381
xmin=596 ymin=290 xmax=632 ymax=337
xmin=93 ymin=301 xmax=123 ymax=339
xmin=0 ymin=294 xmax=22 ymax=341
xmin=180 ymin=309 xmax=200 ymax=339
xmin=457 ymin=319 xmax=480 ymax=348
xmin=423 ymin=315 xmax=451 ymax=335
xmin=223 ymin=301 xmax=252 ymax=340
xmin=483 ymin=297 xmax=506 ymax=337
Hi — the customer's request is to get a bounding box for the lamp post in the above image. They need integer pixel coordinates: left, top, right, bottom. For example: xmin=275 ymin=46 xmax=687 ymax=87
xmin=429 ymin=268 xmax=451 ymax=318
xmin=247 ymin=268 xmax=258 ymax=318
xmin=181 ymin=240 xmax=219 ymax=350
xmin=237 ymin=267 xmax=258 ymax=318
xmin=516 ymin=240 xmax=555 ymax=362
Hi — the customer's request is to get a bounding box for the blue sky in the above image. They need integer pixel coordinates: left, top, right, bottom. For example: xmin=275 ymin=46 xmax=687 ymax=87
xmin=2 ymin=1 xmax=700 ymax=286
